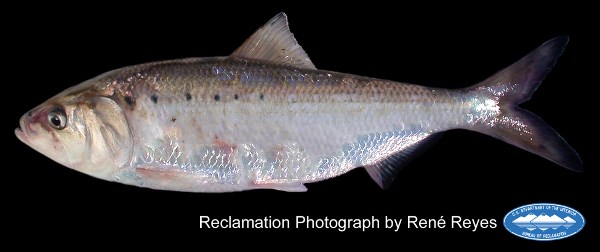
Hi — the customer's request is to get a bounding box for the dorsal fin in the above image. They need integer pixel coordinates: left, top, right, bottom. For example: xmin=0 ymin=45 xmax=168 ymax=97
xmin=231 ymin=12 xmax=316 ymax=69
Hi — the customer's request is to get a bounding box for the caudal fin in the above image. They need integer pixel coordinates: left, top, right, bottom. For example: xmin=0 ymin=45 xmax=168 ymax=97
xmin=468 ymin=37 xmax=582 ymax=171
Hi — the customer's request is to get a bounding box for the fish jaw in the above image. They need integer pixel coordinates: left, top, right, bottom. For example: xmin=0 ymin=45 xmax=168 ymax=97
xmin=15 ymin=116 xmax=30 ymax=145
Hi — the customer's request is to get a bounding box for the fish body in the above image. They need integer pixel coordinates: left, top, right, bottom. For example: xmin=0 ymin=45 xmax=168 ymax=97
xmin=15 ymin=13 xmax=582 ymax=192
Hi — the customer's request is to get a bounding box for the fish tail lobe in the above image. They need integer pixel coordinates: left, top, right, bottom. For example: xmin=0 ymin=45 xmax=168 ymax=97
xmin=467 ymin=36 xmax=582 ymax=171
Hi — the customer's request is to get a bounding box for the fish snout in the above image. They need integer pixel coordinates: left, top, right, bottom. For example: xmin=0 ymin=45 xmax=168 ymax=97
xmin=16 ymin=108 xmax=41 ymax=141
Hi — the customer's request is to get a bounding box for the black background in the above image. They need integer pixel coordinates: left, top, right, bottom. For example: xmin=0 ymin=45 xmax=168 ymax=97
xmin=6 ymin=2 xmax=594 ymax=248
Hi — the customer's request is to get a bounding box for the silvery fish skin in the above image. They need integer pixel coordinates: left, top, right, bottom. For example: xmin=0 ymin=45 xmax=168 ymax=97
xmin=15 ymin=13 xmax=582 ymax=192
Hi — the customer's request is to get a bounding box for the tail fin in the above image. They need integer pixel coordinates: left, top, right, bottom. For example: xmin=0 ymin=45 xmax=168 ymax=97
xmin=468 ymin=37 xmax=582 ymax=171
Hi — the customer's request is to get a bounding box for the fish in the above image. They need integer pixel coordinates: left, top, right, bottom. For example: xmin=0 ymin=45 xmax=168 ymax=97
xmin=15 ymin=13 xmax=582 ymax=192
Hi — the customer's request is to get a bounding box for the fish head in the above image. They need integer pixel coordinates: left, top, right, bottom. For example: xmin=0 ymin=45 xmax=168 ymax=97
xmin=15 ymin=82 xmax=132 ymax=180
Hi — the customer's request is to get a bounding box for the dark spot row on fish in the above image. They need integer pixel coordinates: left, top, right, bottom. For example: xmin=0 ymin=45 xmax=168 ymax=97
xmin=125 ymin=96 xmax=135 ymax=106
xmin=144 ymin=93 xmax=265 ymax=104
xmin=211 ymin=93 xmax=262 ymax=101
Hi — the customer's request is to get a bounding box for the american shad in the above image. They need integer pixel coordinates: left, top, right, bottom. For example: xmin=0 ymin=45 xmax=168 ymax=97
xmin=16 ymin=13 xmax=582 ymax=192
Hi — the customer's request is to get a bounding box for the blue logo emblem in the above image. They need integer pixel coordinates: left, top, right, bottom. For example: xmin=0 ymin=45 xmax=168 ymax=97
xmin=504 ymin=203 xmax=585 ymax=241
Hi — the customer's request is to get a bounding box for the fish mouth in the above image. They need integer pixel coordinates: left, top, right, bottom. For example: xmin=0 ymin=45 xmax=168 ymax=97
xmin=15 ymin=127 xmax=27 ymax=143
xmin=15 ymin=116 xmax=33 ymax=144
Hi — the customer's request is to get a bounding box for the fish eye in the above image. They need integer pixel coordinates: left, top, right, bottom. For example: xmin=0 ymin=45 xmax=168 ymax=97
xmin=47 ymin=108 xmax=67 ymax=130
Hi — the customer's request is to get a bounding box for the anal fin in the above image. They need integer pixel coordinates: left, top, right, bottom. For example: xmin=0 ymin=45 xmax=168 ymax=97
xmin=365 ymin=133 xmax=442 ymax=189
xmin=252 ymin=182 xmax=308 ymax=192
